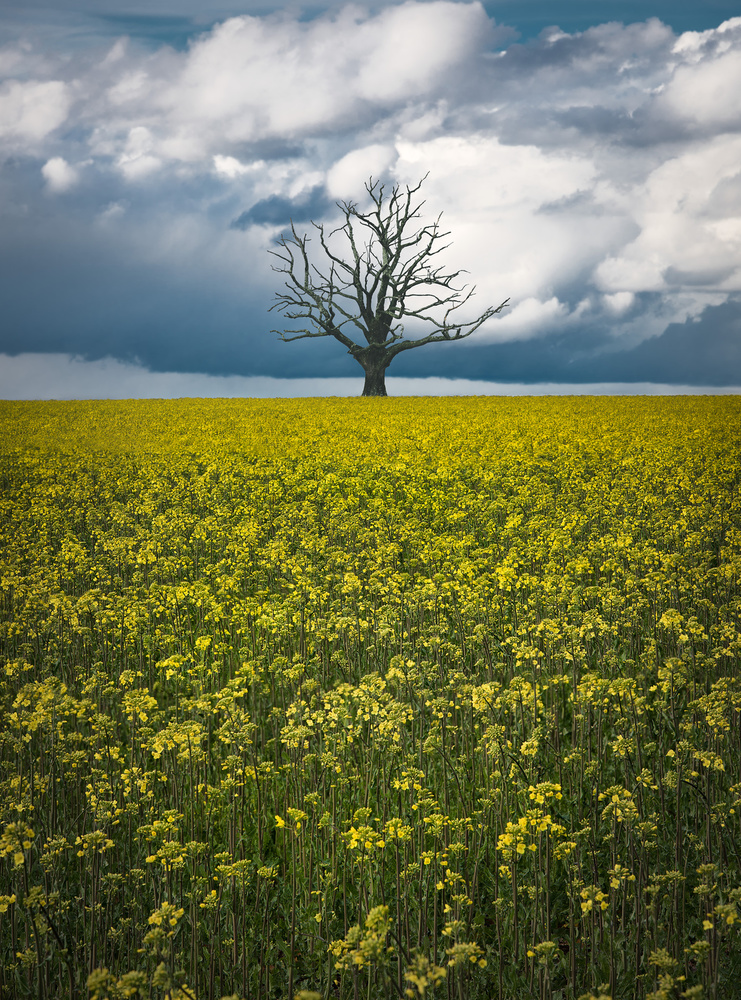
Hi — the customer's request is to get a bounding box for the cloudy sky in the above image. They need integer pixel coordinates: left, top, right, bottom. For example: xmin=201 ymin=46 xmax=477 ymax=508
xmin=1 ymin=0 xmax=741 ymax=397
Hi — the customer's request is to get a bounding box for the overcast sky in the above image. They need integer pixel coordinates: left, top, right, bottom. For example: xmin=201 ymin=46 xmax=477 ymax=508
xmin=2 ymin=0 xmax=740 ymax=397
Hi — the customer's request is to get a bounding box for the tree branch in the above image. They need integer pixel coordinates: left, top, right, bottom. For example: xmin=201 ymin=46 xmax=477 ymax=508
xmin=267 ymin=174 xmax=508 ymax=390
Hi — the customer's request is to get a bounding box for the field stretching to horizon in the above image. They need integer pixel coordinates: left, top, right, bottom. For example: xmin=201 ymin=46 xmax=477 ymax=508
xmin=0 ymin=397 xmax=740 ymax=1000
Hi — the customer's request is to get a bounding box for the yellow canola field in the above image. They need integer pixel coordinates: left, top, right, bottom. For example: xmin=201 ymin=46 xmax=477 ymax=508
xmin=0 ymin=397 xmax=740 ymax=1000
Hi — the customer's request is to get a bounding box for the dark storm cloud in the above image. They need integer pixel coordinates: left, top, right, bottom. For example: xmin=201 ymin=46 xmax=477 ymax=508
xmin=231 ymin=186 xmax=334 ymax=230
xmin=663 ymin=266 xmax=737 ymax=289
xmin=589 ymin=299 xmax=741 ymax=385
xmin=552 ymin=106 xmax=636 ymax=138
xmin=389 ymin=299 xmax=741 ymax=386
xmin=0 ymin=159 xmax=356 ymax=378
xmin=537 ymin=190 xmax=614 ymax=216
xmin=0 ymin=198 xmax=356 ymax=379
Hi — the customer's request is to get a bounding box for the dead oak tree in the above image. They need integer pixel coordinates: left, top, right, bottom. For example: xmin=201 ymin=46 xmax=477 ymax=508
xmin=269 ymin=175 xmax=509 ymax=396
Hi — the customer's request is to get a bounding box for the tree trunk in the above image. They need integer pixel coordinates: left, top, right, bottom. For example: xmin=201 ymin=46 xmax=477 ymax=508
xmin=361 ymin=362 xmax=388 ymax=396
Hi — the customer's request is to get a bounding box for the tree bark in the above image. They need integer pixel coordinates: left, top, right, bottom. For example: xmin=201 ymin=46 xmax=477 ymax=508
xmin=361 ymin=362 xmax=389 ymax=396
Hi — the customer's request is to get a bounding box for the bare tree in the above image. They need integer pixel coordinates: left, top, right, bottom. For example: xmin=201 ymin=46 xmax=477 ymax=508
xmin=269 ymin=175 xmax=509 ymax=396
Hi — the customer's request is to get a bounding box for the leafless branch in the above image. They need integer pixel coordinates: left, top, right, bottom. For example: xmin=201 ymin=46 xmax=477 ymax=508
xmin=267 ymin=174 xmax=508 ymax=393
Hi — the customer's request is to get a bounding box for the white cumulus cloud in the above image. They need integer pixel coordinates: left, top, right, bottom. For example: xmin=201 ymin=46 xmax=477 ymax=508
xmin=107 ymin=1 xmax=491 ymax=163
xmin=0 ymin=79 xmax=70 ymax=143
xmin=213 ymin=154 xmax=263 ymax=179
xmin=657 ymin=44 xmax=741 ymax=129
xmin=41 ymin=156 xmax=79 ymax=192
xmin=326 ymin=145 xmax=398 ymax=199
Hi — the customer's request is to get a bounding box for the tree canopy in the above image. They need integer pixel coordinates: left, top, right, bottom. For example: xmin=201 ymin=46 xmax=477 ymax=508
xmin=269 ymin=175 xmax=509 ymax=396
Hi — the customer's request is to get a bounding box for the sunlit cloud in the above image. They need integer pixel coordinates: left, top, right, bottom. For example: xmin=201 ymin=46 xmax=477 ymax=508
xmin=41 ymin=156 xmax=80 ymax=192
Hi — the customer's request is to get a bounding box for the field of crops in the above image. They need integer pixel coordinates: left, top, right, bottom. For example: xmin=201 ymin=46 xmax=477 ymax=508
xmin=1 ymin=397 xmax=740 ymax=1000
